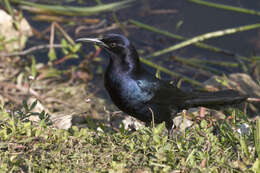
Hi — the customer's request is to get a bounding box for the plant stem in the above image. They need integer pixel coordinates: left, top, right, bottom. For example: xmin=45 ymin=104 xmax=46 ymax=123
xmin=188 ymin=0 xmax=260 ymax=16
xmin=140 ymin=57 xmax=202 ymax=86
xmin=129 ymin=20 xmax=250 ymax=62
xmin=144 ymin=23 xmax=260 ymax=60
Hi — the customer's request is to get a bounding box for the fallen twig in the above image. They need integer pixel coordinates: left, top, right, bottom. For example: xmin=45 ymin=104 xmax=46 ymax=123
xmin=75 ymin=20 xmax=107 ymax=35
xmin=247 ymin=98 xmax=260 ymax=102
xmin=0 ymin=81 xmax=40 ymax=98
xmin=0 ymin=44 xmax=63 ymax=57
xmin=54 ymin=22 xmax=75 ymax=45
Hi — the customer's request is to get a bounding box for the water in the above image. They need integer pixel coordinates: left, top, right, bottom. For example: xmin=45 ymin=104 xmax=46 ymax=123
xmin=23 ymin=0 xmax=260 ymax=83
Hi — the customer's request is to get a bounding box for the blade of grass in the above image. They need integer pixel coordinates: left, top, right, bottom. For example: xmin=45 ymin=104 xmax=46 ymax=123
xmin=255 ymin=118 xmax=260 ymax=157
xmin=4 ymin=0 xmax=14 ymax=17
xmin=240 ymin=135 xmax=250 ymax=158
xmin=188 ymin=58 xmax=239 ymax=68
xmin=10 ymin=0 xmax=135 ymax=16
xmin=173 ymin=56 xmax=223 ymax=75
xmin=144 ymin=23 xmax=260 ymax=60
xmin=129 ymin=20 xmax=250 ymax=62
xmin=188 ymin=0 xmax=260 ymax=16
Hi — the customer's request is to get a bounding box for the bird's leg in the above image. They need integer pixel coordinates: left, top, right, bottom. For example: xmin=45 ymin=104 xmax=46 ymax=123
xmin=166 ymin=120 xmax=174 ymax=139
xmin=167 ymin=110 xmax=177 ymax=139
xmin=243 ymin=102 xmax=248 ymax=115
xmin=148 ymin=107 xmax=155 ymax=129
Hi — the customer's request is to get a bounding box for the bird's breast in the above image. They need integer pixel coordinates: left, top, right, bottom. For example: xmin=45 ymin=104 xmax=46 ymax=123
xmin=104 ymin=71 xmax=153 ymax=110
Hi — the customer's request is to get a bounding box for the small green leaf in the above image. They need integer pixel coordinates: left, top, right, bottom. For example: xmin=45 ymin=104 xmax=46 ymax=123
xmin=119 ymin=122 xmax=126 ymax=134
xmin=240 ymin=135 xmax=249 ymax=158
xmin=153 ymin=134 xmax=161 ymax=144
xmin=153 ymin=122 xmax=165 ymax=135
xmin=71 ymin=43 xmax=81 ymax=53
xmin=200 ymin=120 xmax=208 ymax=129
xmin=61 ymin=39 xmax=69 ymax=55
xmin=176 ymin=20 xmax=183 ymax=31
xmin=39 ymin=110 xmax=45 ymax=120
xmin=252 ymin=158 xmax=260 ymax=173
xmin=155 ymin=69 xmax=161 ymax=79
xmin=23 ymin=100 xmax=29 ymax=112
xmin=44 ymin=68 xmax=62 ymax=78
xmin=29 ymin=100 xmax=37 ymax=111
xmin=48 ymin=48 xmax=57 ymax=61
xmin=61 ymin=39 xmax=68 ymax=47
xmin=66 ymin=54 xmax=78 ymax=59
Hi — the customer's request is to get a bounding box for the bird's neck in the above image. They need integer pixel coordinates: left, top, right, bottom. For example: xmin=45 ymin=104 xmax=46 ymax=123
xmin=108 ymin=46 xmax=141 ymax=75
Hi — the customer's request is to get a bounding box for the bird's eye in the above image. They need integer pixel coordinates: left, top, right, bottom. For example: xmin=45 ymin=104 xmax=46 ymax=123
xmin=110 ymin=42 xmax=117 ymax=48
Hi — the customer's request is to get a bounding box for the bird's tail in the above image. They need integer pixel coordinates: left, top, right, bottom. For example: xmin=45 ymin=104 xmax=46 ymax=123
xmin=184 ymin=90 xmax=248 ymax=109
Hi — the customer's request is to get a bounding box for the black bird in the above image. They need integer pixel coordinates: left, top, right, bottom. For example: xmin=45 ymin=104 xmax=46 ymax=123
xmin=77 ymin=34 xmax=248 ymax=132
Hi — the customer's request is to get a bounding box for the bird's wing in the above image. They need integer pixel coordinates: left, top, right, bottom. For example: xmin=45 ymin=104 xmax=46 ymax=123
xmin=136 ymin=76 xmax=192 ymax=108
xmin=136 ymin=79 xmax=158 ymax=94
xmin=152 ymin=81 xmax=191 ymax=107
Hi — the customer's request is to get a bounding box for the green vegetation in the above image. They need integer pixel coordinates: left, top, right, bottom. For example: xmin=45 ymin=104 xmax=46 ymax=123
xmin=0 ymin=102 xmax=259 ymax=172
xmin=7 ymin=0 xmax=135 ymax=16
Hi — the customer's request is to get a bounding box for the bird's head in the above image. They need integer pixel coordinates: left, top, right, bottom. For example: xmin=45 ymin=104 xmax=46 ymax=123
xmin=77 ymin=34 xmax=140 ymax=72
xmin=77 ymin=34 xmax=137 ymax=60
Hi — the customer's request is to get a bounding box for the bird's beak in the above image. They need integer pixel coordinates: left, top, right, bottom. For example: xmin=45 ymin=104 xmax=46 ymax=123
xmin=76 ymin=38 xmax=109 ymax=48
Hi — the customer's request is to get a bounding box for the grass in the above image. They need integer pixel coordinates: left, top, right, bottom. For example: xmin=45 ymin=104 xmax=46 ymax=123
xmin=8 ymin=0 xmax=135 ymax=16
xmin=0 ymin=102 xmax=259 ymax=172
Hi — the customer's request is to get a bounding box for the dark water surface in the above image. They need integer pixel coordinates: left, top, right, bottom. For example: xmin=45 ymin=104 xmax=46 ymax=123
xmin=24 ymin=0 xmax=260 ymax=83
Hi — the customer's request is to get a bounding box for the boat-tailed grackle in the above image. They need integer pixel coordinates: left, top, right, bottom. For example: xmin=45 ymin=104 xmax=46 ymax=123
xmin=77 ymin=34 xmax=248 ymax=133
